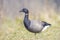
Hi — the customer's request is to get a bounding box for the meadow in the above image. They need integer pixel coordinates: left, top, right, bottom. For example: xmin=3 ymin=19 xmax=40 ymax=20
xmin=0 ymin=0 xmax=60 ymax=40
xmin=0 ymin=9 xmax=60 ymax=40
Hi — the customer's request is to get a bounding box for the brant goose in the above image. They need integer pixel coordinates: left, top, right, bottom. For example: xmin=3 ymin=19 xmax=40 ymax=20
xmin=19 ymin=8 xmax=51 ymax=33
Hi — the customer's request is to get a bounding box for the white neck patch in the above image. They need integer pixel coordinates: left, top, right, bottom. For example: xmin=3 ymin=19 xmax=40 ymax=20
xmin=25 ymin=14 xmax=28 ymax=15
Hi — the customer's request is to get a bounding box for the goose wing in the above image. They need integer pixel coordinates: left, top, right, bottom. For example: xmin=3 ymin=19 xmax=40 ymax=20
xmin=28 ymin=20 xmax=43 ymax=33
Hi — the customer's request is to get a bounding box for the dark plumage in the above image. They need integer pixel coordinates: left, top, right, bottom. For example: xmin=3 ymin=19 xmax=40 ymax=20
xmin=19 ymin=8 xmax=51 ymax=33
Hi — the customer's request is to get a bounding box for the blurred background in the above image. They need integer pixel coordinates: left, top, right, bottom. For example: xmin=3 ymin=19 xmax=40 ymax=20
xmin=0 ymin=0 xmax=60 ymax=40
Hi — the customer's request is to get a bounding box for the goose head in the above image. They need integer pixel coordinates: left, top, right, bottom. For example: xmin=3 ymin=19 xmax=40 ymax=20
xmin=19 ymin=8 xmax=29 ymax=14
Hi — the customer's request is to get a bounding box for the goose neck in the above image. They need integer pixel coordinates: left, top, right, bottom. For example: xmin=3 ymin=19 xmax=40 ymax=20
xmin=24 ymin=14 xmax=29 ymax=20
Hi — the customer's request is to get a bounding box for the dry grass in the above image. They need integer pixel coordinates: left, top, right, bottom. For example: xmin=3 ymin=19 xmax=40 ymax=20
xmin=0 ymin=10 xmax=60 ymax=40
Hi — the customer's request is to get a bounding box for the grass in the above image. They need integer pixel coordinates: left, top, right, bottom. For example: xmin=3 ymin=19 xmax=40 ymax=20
xmin=0 ymin=12 xmax=60 ymax=40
